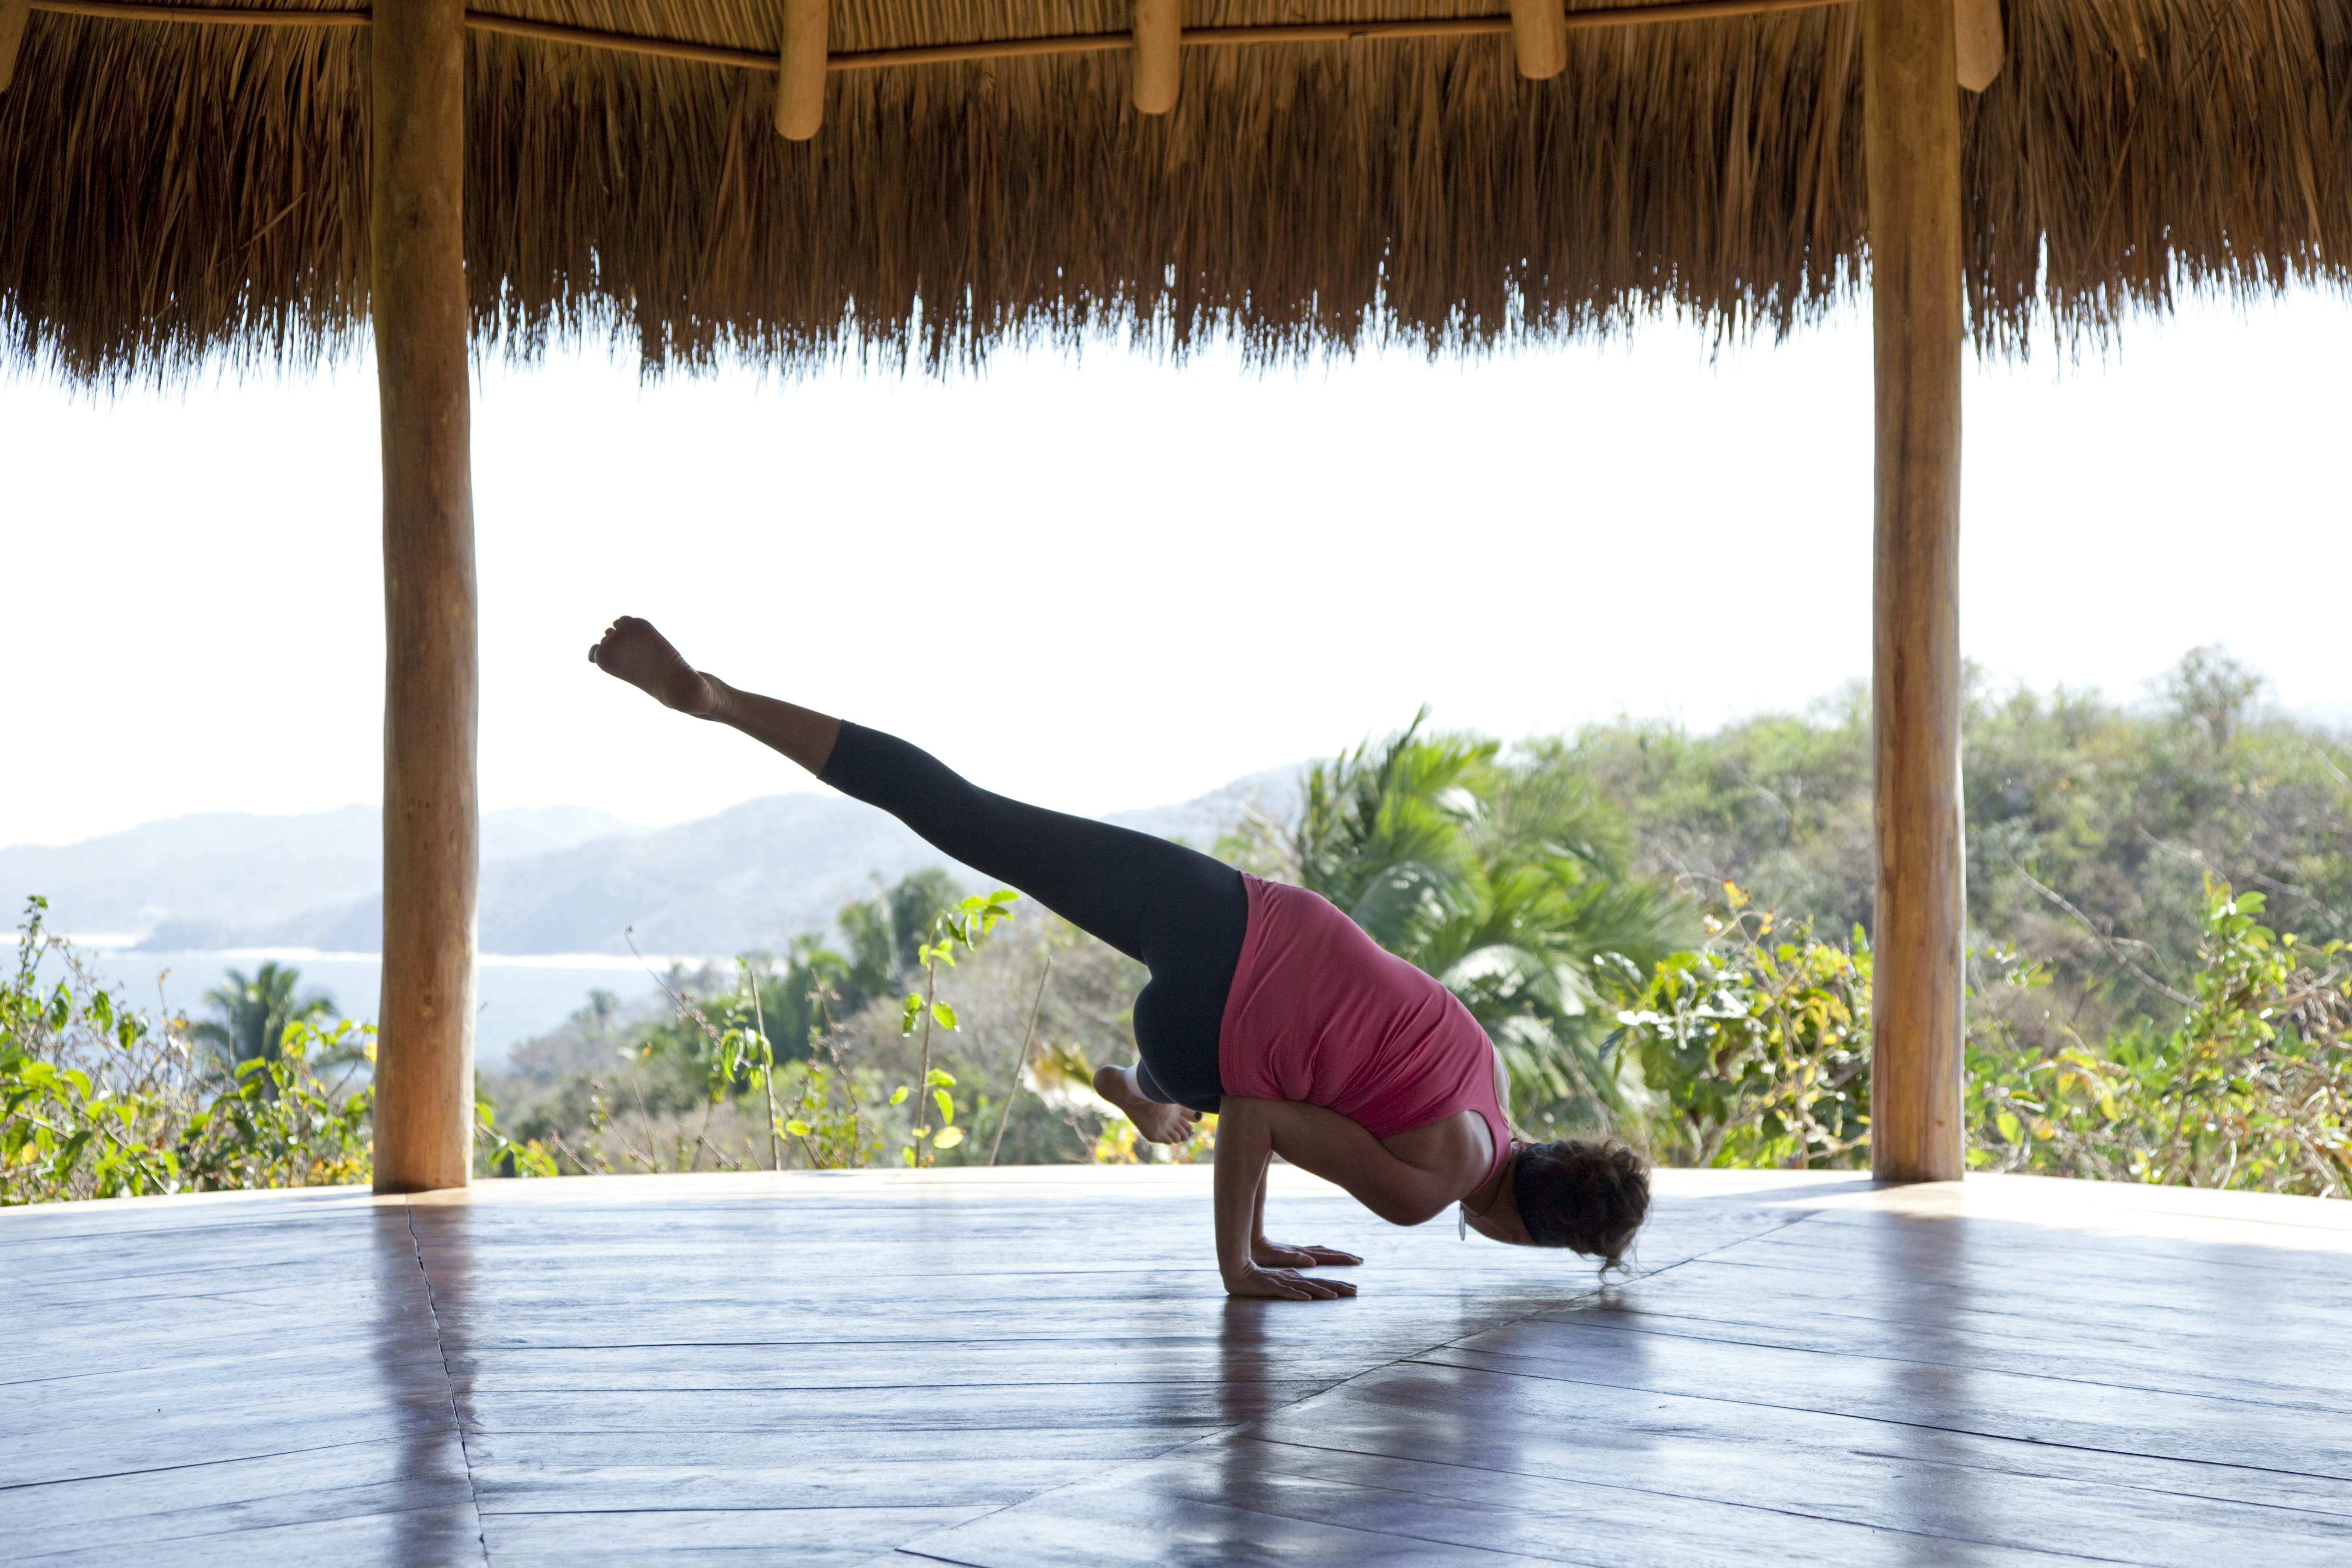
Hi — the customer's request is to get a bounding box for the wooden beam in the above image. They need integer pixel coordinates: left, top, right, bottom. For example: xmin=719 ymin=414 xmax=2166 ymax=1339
xmin=372 ymin=0 xmax=478 ymax=1194
xmin=1954 ymin=0 xmax=2000 ymax=91
xmin=1864 ymin=0 xmax=1965 ymax=1183
xmin=27 ymin=0 xmax=1859 ymax=77
xmin=1132 ymin=0 xmax=1180 ymax=114
xmin=1 ymin=0 xmax=35 ymax=93
xmin=774 ymin=0 xmax=823 ymax=140
xmin=1508 ymin=0 xmax=1567 ymax=80
xmin=30 ymin=0 xmax=366 ymax=22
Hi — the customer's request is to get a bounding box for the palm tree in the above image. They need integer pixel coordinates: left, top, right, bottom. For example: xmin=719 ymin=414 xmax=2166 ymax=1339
xmin=189 ymin=963 xmax=337 ymax=1075
xmin=1288 ymin=712 xmax=1697 ymax=1130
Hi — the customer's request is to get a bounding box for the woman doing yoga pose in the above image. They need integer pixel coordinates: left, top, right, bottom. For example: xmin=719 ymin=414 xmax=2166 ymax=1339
xmin=590 ymin=617 xmax=1649 ymax=1300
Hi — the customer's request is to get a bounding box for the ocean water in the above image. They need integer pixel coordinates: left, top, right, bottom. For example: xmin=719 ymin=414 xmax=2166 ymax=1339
xmin=51 ymin=945 xmax=697 ymax=1071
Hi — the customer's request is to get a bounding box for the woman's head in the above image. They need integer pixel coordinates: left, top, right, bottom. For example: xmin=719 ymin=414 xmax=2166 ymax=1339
xmin=1508 ymin=1138 xmax=1649 ymax=1270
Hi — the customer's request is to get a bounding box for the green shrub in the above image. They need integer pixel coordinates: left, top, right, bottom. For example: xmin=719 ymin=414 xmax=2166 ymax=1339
xmin=1605 ymin=885 xmax=1871 ymax=1169
xmin=1608 ymin=882 xmax=2352 ymax=1196
xmin=1969 ymin=884 xmax=2352 ymax=1193
xmin=4 ymin=896 xmax=552 ymax=1202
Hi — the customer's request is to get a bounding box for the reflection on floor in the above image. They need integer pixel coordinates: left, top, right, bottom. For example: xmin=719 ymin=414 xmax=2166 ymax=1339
xmin=6 ymin=1166 xmax=2351 ymax=1564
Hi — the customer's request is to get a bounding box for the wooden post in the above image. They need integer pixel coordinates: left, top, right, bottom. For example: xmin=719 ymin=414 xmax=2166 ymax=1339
xmin=1864 ymin=0 xmax=1965 ymax=1183
xmin=774 ymin=0 xmax=825 ymax=140
xmin=372 ymin=0 xmax=478 ymax=1193
xmin=1954 ymin=0 xmax=2001 ymax=91
xmin=1132 ymin=0 xmax=1180 ymax=114
xmin=1507 ymin=0 xmax=1567 ymax=80
xmin=0 ymin=0 xmax=32 ymax=93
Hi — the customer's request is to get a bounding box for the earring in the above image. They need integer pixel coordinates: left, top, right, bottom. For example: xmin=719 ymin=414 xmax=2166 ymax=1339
xmin=1457 ymin=1202 xmax=1467 ymax=1241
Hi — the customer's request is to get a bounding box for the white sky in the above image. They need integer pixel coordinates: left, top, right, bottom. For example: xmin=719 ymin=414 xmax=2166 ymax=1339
xmin=7 ymin=289 xmax=2349 ymax=849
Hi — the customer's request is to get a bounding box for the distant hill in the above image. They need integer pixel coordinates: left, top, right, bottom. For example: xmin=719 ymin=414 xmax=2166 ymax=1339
xmin=3 ymin=770 xmax=1301 ymax=957
xmin=0 ymin=805 xmax=643 ymax=946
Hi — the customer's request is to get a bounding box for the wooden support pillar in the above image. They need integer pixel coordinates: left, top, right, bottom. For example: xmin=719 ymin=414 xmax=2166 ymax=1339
xmin=1132 ymin=0 xmax=1180 ymax=114
xmin=1864 ymin=0 xmax=1965 ymax=1183
xmin=372 ymin=0 xmax=478 ymax=1193
xmin=1954 ymin=0 xmax=2002 ymax=91
xmin=0 ymin=0 xmax=32 ymax=93
xmin=1507 ymin=0 xmax=1567 ymax=80
xmin=774 ymin=0 xmax=824 ymax=140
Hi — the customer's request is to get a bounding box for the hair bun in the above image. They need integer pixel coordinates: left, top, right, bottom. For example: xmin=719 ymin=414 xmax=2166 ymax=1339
xmin=1512 ymin=1137 xmax=1650 ymax=1270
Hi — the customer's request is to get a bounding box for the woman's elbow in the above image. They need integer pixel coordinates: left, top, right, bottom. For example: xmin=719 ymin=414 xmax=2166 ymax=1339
xmin=1374 ymin=1193 xmax=1451 ymax=1228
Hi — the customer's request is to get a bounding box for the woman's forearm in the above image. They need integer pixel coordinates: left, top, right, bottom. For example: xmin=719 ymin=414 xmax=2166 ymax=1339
xmin=1212 ymin=1099 xmax=1272 ymax=1285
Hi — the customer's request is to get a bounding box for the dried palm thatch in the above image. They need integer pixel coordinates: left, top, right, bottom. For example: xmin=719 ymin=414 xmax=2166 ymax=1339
xmin=1 ymin=0 xmax=2347 ymax=385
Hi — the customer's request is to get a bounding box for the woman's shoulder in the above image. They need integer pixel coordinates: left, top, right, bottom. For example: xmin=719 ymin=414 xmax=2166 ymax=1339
xmin=1378 ymin=1105 xmax=1496 ymax=1183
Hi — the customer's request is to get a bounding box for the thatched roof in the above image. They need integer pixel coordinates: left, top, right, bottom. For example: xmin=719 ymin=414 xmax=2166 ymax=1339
xmin=3 ymin=0 xmax=2347 ymax=383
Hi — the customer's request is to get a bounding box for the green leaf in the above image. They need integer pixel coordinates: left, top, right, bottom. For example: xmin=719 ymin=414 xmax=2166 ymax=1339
xmin=887 ymin=1085 xmax=910 ymax=1106
xmin=784 ymin=1119 xmax=811 ymax=1137
xmin=932 ymin=1087 xmax=954 ymax=1124
xmin=925 ymin=1068 xmax=956 ymax=1088
xmin=931 ymin=1001 xmax=958 ymax=1031
xmin=932 ymin=1126 xmax=966 ymax=1150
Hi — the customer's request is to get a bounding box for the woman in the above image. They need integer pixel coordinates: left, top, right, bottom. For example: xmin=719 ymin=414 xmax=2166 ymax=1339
xmin=589 ymin=617 xmax=1649 ymax=1300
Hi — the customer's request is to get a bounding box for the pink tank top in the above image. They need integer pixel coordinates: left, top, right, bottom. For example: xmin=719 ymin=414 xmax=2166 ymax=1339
xmin=1217 ymin=875 xmax=1512 ymax=1185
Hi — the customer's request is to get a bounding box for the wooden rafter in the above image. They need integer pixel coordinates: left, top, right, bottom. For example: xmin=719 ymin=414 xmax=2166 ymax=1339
xmin=18 ymin=0 xmax=1860 ymax=82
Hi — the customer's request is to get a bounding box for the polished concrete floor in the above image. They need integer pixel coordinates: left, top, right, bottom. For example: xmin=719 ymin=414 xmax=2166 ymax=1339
xmin=5 ymin=1165 xmax=2350 ymax=1565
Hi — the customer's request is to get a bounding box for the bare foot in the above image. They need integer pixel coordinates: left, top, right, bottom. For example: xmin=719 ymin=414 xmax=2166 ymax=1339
xmin=589 ymin=617 xmax=718 ymax=717
xmin=1093 ymin=1064 xmax=1200 ymax=1145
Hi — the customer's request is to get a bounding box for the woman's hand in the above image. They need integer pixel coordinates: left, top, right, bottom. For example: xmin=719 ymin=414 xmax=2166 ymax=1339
xmin=1251 ymin=1240 xmax=1363 ymax=1269
xmin=1222 ymin=1262 xmax=1359 ymax=1301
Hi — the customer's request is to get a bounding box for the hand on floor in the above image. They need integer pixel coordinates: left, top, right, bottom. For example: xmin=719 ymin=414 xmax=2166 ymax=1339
xmin=1251 ymin=1239 xmax=1363 ymax=1269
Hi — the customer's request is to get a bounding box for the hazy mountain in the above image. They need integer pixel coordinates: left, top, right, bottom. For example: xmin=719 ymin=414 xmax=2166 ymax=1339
xmin=4 ymin=769 xmax=1302 ymax=957
xmin=1 ymin=806 xmax=644 ymax=945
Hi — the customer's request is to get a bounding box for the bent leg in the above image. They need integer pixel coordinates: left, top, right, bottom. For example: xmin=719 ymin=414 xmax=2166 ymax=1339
xmin=821 ymin=723 xmax=1243 ymax=1110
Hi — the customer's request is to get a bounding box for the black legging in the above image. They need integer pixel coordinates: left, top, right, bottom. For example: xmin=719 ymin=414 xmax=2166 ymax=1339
xmin=819 ymin=721 xmax=1244 ymax=1113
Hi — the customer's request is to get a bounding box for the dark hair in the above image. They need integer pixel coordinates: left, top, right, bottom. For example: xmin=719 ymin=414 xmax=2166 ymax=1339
xmin=1510 ymin=1138 xmax=1649 ymax=1270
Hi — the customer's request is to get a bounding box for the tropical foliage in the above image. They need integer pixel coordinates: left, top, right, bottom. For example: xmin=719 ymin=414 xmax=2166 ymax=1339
xmin=16 ymin=647 xmax=2352 ymax=1202
xmin=1603 ymin=888 xmax=1871 ymax=1169
xmin=1965 ymin=884 xmax=2352 ymax=1192
xmin=1244 ymin=710 xmax=1696 ymax=1130
xmin=2 ymin=897 xmax=545 ymax=1202
xmin=500 ymin=875 xmax=1066 ymax=1174
xmin=186 ymin=962 xmax=337 ymax=1072
xmin=1604 ymin=880 xmax=2352 ymax=1196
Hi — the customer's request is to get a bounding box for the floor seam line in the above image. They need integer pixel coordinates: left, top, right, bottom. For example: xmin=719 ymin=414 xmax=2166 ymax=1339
xmin=0 ymin=1437 xmax=400 ymax=1494
xmin=408 ymin=1198 xmax=492 ymax=1568
xmin=1390 ymin=1355 xmax=2352 ymax=1487
xmin=1224 ymin=1433 xmax=2138 ymax=1564
xmin=917 ymin=1205 xmax=1860 ymax=1561
xmin=869 ymin=1374 xmax=1353 ymax=1560
xmin=1200 ymin=1207 xmax=1845 ymax=1450
xmin=1513 ymin=1313 xmax=2352 ymax=1416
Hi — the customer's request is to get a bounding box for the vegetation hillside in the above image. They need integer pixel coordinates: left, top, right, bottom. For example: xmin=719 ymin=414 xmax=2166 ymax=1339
xmin=9 ymin=647 xmax=2346 ymax=1202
